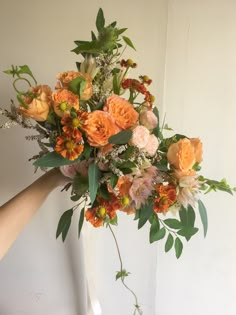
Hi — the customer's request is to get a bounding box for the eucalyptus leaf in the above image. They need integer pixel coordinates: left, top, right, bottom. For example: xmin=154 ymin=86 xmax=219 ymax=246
xmin=177 ymin=227 xmax=199 ymax=241
xmin=72 ymin=173 xmax=89 ymax=197
xmin=110 ymin=173 xmax=118 ymax=189
xmin=88 ymin=162 xmax=101 ymax=204
xmin=33 ymin=151 xmax=81 ymax=167
xmin=56 ymin=209 xmax=73 ymax=242
xmin=108 ymin=130 xmax=133 ymax=144
xmin=78 ymin=208 xmax=85 ymax=238
xmin=198 ymin=200 xmax=208 ymax=237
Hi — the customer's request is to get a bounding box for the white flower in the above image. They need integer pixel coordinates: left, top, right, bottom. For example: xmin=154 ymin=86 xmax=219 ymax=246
xmin=80 ymin=55 xmax=99 ymax=79
xmin=177 ymin=176 xmax=200 ymax=208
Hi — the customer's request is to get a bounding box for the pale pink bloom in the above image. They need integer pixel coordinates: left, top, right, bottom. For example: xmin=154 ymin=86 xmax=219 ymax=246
xmin=129 ymin=177 xmax=154 ymax=209
xmin=60 ymin=159 xmax=92 ymax=179
xmin=143 ymin=134 xmax=159 ymax=156
xmin=144 ymin=165 xmax=158 ymax=180
xmin=177 ymin=175 xmax=200 ymax=208
xmin=60 ymin=164 xmax=77 ymax=179
xmin=139 ymin=110 xmax=158 ymax=130
xmin=129 ymin=125 xmax=150 ymax=149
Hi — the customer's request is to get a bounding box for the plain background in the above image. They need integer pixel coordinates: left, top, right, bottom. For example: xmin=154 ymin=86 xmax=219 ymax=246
xmin=0 ymin=0 xmax=236 ymax=315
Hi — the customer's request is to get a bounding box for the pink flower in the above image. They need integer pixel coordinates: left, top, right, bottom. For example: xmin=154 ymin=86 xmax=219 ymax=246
xmin=129 ymin=177 xmax=154 ymax=209
xmin=60 ymin=164 xmax=77 ymax=179
xmin=177 ymin=175 xmax=200 ymax=208
xmin=139 ymin=110 xmax=158 ymax=130
xmin=60 ymin=159 xmax=92 ymax=179
xmin=129 ymin=125 xmax=150 ymax=149
xmin=143 ymin=134 xmax=159 ymax=156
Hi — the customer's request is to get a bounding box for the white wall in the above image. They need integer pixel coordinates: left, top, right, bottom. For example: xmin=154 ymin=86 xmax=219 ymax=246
xmin=156 ymin=1 xmax=236 ymax=315
xmin=0 ymin=1 xmax=168 ymax=314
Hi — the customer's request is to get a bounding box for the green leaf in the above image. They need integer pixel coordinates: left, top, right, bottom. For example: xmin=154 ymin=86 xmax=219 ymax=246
xmin=198 ymin=200 xmax=208 ymax=237
xmin=117 ymin=28 xmax=128 ymax=35
xmin=88 ymin=162 xmax=101 ymax=204
xmin=98 ymin=184 xmax=110 ymax=200
xmin=68 ymin=76 xmax=86 ymax=98
xmin=17 ymin=94 xmax=28 ymax=109
xmin=109 ymin=214 xmax=118 ymax=226
xmin=33 ymin=151 xmax=81 ymax=167
xmin=149 ymin=214 xmax=166 ymax=243
xmin=18 ymin=65 xmax=37 ymax=84
xmin=187 ymin=205 xmax=196 ymax=227
xmin=56 ymin=209 xmax=73 ymax=241
xmin=165 ymin=233 xmax=174 ymax=252
xmin=108 ymin=130 xmax=133 ymax=144
xmin=118 ymin=160 xmax=136 ymax=170
xmin=110 ymin=173 xmax=118 ymax=189
xmin=138 ymin=202 xmax=154 ymax=229
xmin=78 ymin=208 xmax=85 ymax=238
xmin=175 ymin=237 xmax=183 ymax=259
xmin=96 ymin=8 xmax=105 ymax=32
xmin=179 ymin=206 xmax=188 ymax=226
xmin=177 ymin=227 xmax=199 ymax=241
xmin=72 ymin=173 xmax=89 ymax=197
xmin=122 ymin=36 xmax=136 ymax=50
xmin=164 ymin=218 xmax=182 ymax=229
xmin=113 ymin=73 xmax=120 ymax=95
xmin=116 ymin=269 xmax=130 ymax=281
xmin=91 ymin=31 xmax=97 ymax=41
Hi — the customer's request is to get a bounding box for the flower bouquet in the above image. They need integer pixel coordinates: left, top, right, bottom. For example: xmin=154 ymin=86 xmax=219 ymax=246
xmin=1 ymin=8 xmax=235 ymax=314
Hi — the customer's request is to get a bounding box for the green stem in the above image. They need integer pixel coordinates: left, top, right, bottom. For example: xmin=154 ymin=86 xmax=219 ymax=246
xmin=13 ymin=77 xmax=32 ymax=94
xmin=108 ymin=224 xmax=143 ymax=315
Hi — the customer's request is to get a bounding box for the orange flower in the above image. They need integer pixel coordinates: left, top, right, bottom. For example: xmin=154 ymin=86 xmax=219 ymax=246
xmin=154 ymin=183 xmax=177 ymax=213
xmin=190 ymin=138 xmax=203 ymax=164
xmin=167 ymin=138 xmax=196 ymax=171
xmin=56 ymin=71 xmax=93 ymax=101
xmin=116 ymin=176 xmax=132 ymax=197
xmin=55 ymin=134 xmax=84 ymax=160
xmin=85 ymin=195 xmax=121 ymax=228
xmin=52 ymin=89 xmax=79 ymax=117
xmin=84 ymin=110 xmax=119 ymax=147
xmin=19 ymin=85 xmax=51 ymax=121
xmin=61 ymin=110 xmax=88 ymax=138
xmin=104 ymin=94 xmax=139 ymax=129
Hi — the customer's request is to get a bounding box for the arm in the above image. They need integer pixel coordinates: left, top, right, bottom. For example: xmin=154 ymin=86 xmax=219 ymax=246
xmin=0 ymin=168 xmax=68 ymax=260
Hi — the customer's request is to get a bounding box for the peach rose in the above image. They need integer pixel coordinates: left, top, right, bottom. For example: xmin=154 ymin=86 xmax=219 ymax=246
xmin=56 ymin=71 xmax=93 ymax=101
xmin=143 ymin=134 xmax=159 ymax=156
xmin=190 ymin=138 xmax=203 ymax=164
xmin=129 ymin=125 xmax=150 ymax=149
xmin=52 ymin=89 xmax=79 ymax=117
xmin=84 ymin=110 xmax=119 ymax=147
xmin=104 ymin=94 xmax=138 ymax=129
xmin=167 ymin=138 xmax=196 ymax=171
xmin=19 ymin=85 xmax=51 ymax=121
xmin=139 ymin=110 xmax=158 ymax=130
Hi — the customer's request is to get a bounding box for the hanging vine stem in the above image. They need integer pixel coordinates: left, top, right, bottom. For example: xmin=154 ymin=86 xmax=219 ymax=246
xmin=13 ymin=77 xmax=32 ymax=94
xmin=108 ymin=224 xmax=143 ymax=315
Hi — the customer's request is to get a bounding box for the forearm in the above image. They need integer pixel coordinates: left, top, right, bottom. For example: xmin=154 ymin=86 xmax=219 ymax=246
xmin=0 ymin=168 xmax=66 ymax=260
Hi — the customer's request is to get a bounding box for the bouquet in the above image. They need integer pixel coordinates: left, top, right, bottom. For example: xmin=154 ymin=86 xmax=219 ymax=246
xmin=1 ymin=8 xmax=235 ymax=314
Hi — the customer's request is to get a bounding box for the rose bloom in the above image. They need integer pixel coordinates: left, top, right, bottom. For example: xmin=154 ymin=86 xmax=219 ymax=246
xmin=143 ymin=134 xmax=159 ymax=156
xmin=139 ymin=110 xmax=158 ymax=130
xmin=56 ymin=71 xmax=93 ymax=101
xmin=52 ymin=89 xmax=79 ymax=117
xmin=190 ymin=138 xmax=203 ymax=164
xmin=84 ymin=110 xmax=119 ymax=147
xmin=19 ymin=85 xmax=52 ymax=121
xmin=167 ymin=138 xmax=196 ymax=171
xmin=129 ymin=125 xmax=150 ymax=149
xmin=104 ymin=94 xmax=138 ymax=129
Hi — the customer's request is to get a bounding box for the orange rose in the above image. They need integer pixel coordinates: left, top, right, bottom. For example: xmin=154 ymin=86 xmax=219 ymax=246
xmin=56 ymin=71 xmax=93 ymax=101
xmin=167 ymin=138 xmax=196 ymax=171
xmin=19 ymin=85 xmax=51 ymax=121
xmin=84 ymin=110 xmax=119 ymax=147
xmin=52 ymin=89 xmax=79 ymax=117
xmin=174 ymin=169 xmax=196 ymax=179
xmin=190 ymin=138 xmax=203 ymax=163
xmin=104 ymin=94 xmax=138 ymax=129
